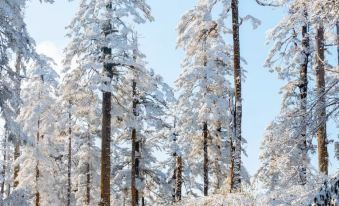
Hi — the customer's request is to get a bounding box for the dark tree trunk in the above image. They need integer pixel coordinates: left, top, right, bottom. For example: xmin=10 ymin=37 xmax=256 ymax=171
xmin=86 ymin=162 xmax=90 ymax=205
xmin=36 ymin=120 xmax=40 ymax=206
xmin=175 ymin=156 xmax=182 ymax=202
xmin=298 ymin=23 xmax=309 ymax=185
xmin=315 ymin=26 xmax=328 ymax=175
xmin=203 ymin=122 xmax=208 ymax=196
xmin=100 ymin=3 xmax=113 ymax=206
xmin=230 ymin=0 xmax=242 ymax=192
xmin=215 ymin=125 xmax=222 ymax=190
xmin=131 ymin=81 xmax=139 ymax=206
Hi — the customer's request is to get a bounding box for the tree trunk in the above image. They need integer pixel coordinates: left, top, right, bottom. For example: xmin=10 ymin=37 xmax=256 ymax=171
xmin=131 ymin=81 xmax=139 ymax=206
xmin=215 ymin=125 xmax=222 ymax=190
xmin=86 ymin=162 xmax=90 ymax=205
xmin=36 ymin=120 xmax=40 ymax=206
xmin=13 ymin=53 xmax=22 ymax=189
xmin=203 ymin=122 xmax=208 ymax=196
xmin=100 ymin=3 xmax=113 ymax=206
xmin=67 ymin=105 xmax=72 ymax=206
xmin=1 ymin=133 xmax=7 ymax=196
xmin=86 ymin=132 xmax=91 ymax=205
xmin=336 ymin=22 xmax=339 ymax=65
xmin=315 ymin=26 xmax=328 ymax=175
xmin=230 ymin=0 xmax=242 ymax=192
xmin=175 ymin=156 xmax=182 ymax=202
xmin=298 ymin=23 xmax=309 ymax=185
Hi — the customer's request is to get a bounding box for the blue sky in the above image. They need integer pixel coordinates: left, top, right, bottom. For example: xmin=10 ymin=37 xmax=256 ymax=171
xmin=25 ymin=0 xmax=337 ymax=176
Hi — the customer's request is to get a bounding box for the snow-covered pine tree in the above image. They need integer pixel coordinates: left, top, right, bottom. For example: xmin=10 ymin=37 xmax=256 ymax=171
xmin=176 ymin=0 xmax=234 ymax=196
xmin=14 ymin=54 xmax=61 ymax=206
xmin=64 ymin=1 xmax=153 ymax=204
xmin=57 ymin=67 xmax=101 ymax=206
xmin=107 ymin=41 xmax=174 ymax=205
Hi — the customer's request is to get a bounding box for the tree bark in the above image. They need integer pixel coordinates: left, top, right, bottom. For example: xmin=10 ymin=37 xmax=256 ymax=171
xmin=36 ymin=120 xmax=40 ymax=206
xmin=13 ymin=53 xmax=22 ymax=189
xmin=100 ymin=3 xmax=113 ymax=206
xmin=86 ymin=162 xmax=90 ymax=205
xmin=1 ymin=133 xmax=7 ymax=196
xmin=298 ymin=23 xmax=309 ymax=185
xmin=215 ymin=125 xmax=222 ymax=190
xmin=131 ymin=80 xmax=139 ymax=206
xmin=86 ymin=133 xmax=91 ymax=205
xmin=67 ymin=104 xmax=72 ymax=206
xmin=230 ymin=0 xmax=242 ymax=192
xmin=203 ymin=122 xmax=208 ymax=196
xmin=175 ymin=156 xmax=182 ymax=202
xmin=315 ymin=26 xmax=328 ymax=175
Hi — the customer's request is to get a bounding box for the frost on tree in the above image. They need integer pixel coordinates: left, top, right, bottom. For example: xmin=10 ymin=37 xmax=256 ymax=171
xmin=176 ymin=0 xmax=237 ymax=196
xmin=13 ymin=55 xmax=61 ymax=206
xmin=64 ymin=0 xmax=153 ymax=205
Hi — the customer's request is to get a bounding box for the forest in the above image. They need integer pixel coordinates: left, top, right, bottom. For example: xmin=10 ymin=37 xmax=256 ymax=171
xmin=0 ymin=0 xmax=338 ymax=205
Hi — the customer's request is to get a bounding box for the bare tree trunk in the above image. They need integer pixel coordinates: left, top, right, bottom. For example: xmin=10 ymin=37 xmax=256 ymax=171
xmin=230 ymin=0 xmax=242 ymax=192
xmin=1 ymin=133 xmax=7 ymax=196
xmin=86 ymin=133 xmax=91 ymax=205
xmin=298 ymin=23 xmax=309 ymax=185
xmin=67 ymin=103 xmax=72 ymax=206
xmin=175 ymin=156 xmax=182 ymax=202
xmin=36 ymin=120 xmax=40 ymax=206
xmin=203 ymin=122 xmax=208 ymax=196
xmin=315 ymin=26 xmax=328 ymax=175
xmin=131 ymin=81 xmax=139 ymax=206
xmin=100 ymin=3 xmax=113 ymax=206
xmin=215 ymin=125 xmax=222 ymax=190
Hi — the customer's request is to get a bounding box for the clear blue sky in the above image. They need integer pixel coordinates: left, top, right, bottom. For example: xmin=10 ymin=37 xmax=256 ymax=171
xmin=25 ymin=0 xmax=337 ymax=176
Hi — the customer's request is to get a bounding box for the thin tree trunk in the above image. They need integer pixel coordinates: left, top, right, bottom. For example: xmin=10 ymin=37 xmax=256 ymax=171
xmin=13 ymin=53 xmax=22 ymax=189
xmin=86 ymin=162 xmax=90 ymax=205
xmin=203 ymin=122 xmax=208 ymax=196
xmin=131 ymin=80 xmax=139 ymax=206
xmin=86 ymin=132 xmax=91 ymax=205
xmin=175 ymin=156 xmax=182 ymax=202
xmin=315 ymin=26 xmax=328 ymax=175
xmin=100 ymin=3 xmax=113 ymax=206
xmin=1 ymin=133 xmax=7 ymax=196
xmin=230 ymin=0 xmax=242 ymax=192
xmin=67 ymin=103 xmax=72 ymax=206
xmin=215 ymin=125 xmax=222 ymax=190
xmin=36 ymin=120 xmax=40 ymax=206
xmin=336 ymin=22 xmax=339 ymax=65
xmin=298 ymin=23 xmax=309 ymax=185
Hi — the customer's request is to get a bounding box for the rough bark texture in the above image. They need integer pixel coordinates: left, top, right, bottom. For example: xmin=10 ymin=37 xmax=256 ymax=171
xmin=86 ymin=133 xmax=91 ymax=205
xmin=298 ymin=24 xmax=309 ymax=185
xmin=131 ymin=80 xmax=139 ymax=206
xmin=35 ymin=120 xmax=40 ymax=206
xmin=86 ymin=162 xmax=90 ymax=205
xmin=175 ymin=156 xmax=182 ymax=202
xmin=230 ymin=0 xmax=242 ymax=192
xmin=315 ymin=26 xmax=328 ymax=175
xmin=100 ymin=4 xmax=113 ymax=206
xmin=203 ymin=122 xmax=208 ymax=196
xmin=67 ymin=107 xmax=72 ymax=206
xmin=215 ymin=126 xmax=222 ymax=190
